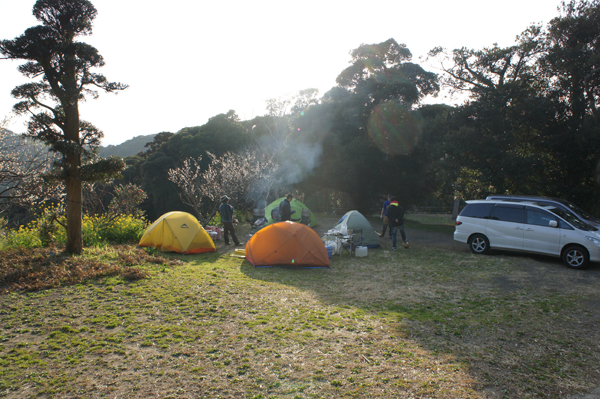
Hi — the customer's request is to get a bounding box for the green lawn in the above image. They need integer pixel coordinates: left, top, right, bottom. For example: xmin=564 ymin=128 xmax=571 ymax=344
xmin=1 ymin=222 xmax=599 ymax=398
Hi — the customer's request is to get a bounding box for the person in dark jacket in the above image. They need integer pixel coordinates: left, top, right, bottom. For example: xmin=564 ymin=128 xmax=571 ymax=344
xmin=386 ymin=196 xmax=408 ymax=250
xmin=219 ymin=195 xmax=242 ymax=246
xmin=380 ymin=194 xmax=392 ymax=238
xmin=279 ymin=193 xmax=296 ymax=222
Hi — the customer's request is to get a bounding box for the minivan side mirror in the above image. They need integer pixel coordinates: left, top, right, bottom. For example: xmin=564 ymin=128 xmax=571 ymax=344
xmin=549 ymin=220 xmax=558 ymax=228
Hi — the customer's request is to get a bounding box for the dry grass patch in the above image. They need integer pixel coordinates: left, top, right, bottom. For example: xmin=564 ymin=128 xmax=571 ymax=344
xmin=0 ymin=245 xmax=180 ymax=294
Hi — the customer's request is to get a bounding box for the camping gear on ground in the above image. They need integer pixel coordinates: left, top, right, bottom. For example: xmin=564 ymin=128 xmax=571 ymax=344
xmin=355 ymin=246 xmax=368 ymax=257
xmin=338 ymin=228 xmax=364 ymax=256
xmin=139 ymin=211 xmax=216 ymax=254
xmin=323 ymin=239 xmax=338 ymax=255
xmin=205 ymin=226 xmax=222 ymax=240
xmin=270 ymin=207 xmax=281 ymax=223
xmin=248 ymin=208 xmax=269 ymax=235
xmin=325 ymin=245 xmax=334 ymax=258
xmin=300 ymin=208 xmax=312 ymax=225
xmin=232 ymin=248 xmax=246 ymax=258
xmin=245 ymin=221 xmax=329 ymax=268
xmin=264 ymin=198 xmax=318 ymax=227
xmin=323 ymin=210 xmax=380 ymax=249
xmin=323 ymin=230 xmax=341 ymax=254
xmin=249 ymin=217 xmax=268 ymax=235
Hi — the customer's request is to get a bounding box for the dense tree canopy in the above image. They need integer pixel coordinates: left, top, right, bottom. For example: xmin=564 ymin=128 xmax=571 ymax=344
xmin=423 ymin=0 xmax=600 ymax=213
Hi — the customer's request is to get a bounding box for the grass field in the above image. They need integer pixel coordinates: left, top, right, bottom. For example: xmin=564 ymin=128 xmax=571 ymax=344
xmin=1 ymin=218 xmax=599 ymax=398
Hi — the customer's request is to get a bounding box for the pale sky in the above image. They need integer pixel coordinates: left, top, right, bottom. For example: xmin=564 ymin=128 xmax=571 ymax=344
xmin=1 ymin=0 xmax=564 ymax=146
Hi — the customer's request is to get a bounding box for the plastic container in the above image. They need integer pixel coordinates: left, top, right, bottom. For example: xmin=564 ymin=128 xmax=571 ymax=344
xmin=355 ymin=246 xmax=367 ymax=257
xmin=206 ymin=226 xmax=222 ymax=240
xmin=325 ymin=245 xmax=333 ymax=258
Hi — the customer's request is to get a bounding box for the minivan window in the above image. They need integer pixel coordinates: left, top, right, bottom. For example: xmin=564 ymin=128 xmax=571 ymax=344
xmin=526 ymin=209 xmax=556 ymax=227
xmin=460 ymin=203 xmax=494 ymax=219
xmin=543 ymin=206 xmax=587 ymax=230
xmin=490 ymin=205 xmax=524 ymax=223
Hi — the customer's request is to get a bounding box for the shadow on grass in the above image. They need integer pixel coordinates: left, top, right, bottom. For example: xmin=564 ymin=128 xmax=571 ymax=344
xmin=238 ymin=232 xmax=600 ymax=398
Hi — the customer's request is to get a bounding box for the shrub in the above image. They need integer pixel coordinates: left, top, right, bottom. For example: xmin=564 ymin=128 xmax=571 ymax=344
xmin=1 ymin=225 xmax=42 ymax=250
xmin=0 ymin=214 xmax=148 ymax=250
xmin=92 ymin=214 xmax=148 ymax=245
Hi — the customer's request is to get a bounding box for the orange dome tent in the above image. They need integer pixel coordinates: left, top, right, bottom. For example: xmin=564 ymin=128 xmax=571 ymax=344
xmin=246 ymin=222 xmax=329 ymax=268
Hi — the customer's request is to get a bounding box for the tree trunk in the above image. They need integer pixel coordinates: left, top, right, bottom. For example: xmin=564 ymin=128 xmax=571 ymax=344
xmin=64 ymin=103 xmax=83 ymax=254
xmin=66 ymin=174 xmax=83 ymax=254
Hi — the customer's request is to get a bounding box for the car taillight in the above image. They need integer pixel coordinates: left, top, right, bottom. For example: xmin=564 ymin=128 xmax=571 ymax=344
xmin=455 ymin=221 xmax=462 ymax=225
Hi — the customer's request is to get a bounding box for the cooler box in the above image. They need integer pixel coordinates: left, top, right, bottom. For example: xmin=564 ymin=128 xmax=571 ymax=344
xmin=325 ymin=245 xmax=333 ymax=258
xmin=355 ymin=246 xmax=367 ymax=257
xmin=324 ymin=240 xmax=338 ymax=255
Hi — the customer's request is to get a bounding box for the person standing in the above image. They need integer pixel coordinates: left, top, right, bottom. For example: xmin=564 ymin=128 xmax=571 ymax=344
xmin=219 ymin=195 xmax=242 ymax=246
xmin=380 ymin=194 xmax=392 ymax=238
xmin=279 ymin=193 xmax=296 ymax=222
xmin=386 ymin=196 xmax=409 ymax=250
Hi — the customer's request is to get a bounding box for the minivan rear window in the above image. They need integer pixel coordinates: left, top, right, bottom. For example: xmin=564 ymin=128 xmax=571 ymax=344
xmin=459 ymin=203 xmax=494 ymax=219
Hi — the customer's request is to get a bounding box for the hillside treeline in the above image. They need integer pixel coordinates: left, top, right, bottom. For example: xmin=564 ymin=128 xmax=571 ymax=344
xmin=113 ymin=1 xmax=600 ymax=220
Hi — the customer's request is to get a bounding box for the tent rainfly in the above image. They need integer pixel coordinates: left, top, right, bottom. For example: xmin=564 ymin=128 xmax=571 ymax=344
xmin=264 ymin=197 xmax=318 ymax=227
xmin=139 ymin=211 xmax=216 ymax=254
xmin=328 ymin=210 xmax=381 ymax=248
xmin=246 ymin=221 xmax=329 ymax=268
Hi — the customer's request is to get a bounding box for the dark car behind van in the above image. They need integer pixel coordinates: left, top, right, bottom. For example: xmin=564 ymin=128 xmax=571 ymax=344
xmin=485 ymin=195 xmax=600 ymax=230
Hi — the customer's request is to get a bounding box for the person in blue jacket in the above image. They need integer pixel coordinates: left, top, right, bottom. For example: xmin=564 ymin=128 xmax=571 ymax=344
xmin=219 ymin=195 xmax=242 ymax=246
xmin=380 ymin=194 xmax=392 ymax=237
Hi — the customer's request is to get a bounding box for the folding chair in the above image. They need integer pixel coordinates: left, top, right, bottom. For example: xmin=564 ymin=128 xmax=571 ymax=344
xmin=340 ymin=229 xmax=362 ymax=257
xmin=351 ymin=229 xmax=363 ymax=250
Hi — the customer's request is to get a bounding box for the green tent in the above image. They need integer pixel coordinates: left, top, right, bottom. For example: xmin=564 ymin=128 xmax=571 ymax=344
xmin=325 ymin=210 xmax=380 ymax=248
xmin=264 ymin=197 xmax=318 ymax=227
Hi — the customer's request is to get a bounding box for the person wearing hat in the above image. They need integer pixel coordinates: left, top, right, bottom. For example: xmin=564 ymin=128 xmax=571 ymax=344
xmin=386 ymin=196 xmax=409 ymax=250
xmin=219 ymin=195 xmax=242 ymax=246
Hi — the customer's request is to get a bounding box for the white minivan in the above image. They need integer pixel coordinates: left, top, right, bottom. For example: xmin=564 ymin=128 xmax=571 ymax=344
xmin=454 ymin=200 xmax=600 ymax=269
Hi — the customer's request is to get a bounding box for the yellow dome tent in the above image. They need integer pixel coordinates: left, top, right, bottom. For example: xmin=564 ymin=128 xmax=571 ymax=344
xmin=139 ymin=211 xmax=216 ymax=254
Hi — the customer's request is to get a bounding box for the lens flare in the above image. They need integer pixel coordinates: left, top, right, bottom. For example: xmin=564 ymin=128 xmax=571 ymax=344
xmin=366 ymin=101 xmax=422 ymax=156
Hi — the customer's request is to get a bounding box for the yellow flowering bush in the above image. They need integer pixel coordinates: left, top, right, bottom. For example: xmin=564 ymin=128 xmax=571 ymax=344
xmin=1 ymin=184 xmax=150 ymax=250
xmin=2 ymin=224 xmax=42 ymax=249
xmin=2 ymin=213 xmax=147 ymax=250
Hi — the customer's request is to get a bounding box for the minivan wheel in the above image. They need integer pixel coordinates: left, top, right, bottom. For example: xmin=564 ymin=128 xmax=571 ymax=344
xmin=468 ymin=234 xmax=490 ymax=254
xmin=562 ymin=245 xmax=589 ymax=269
